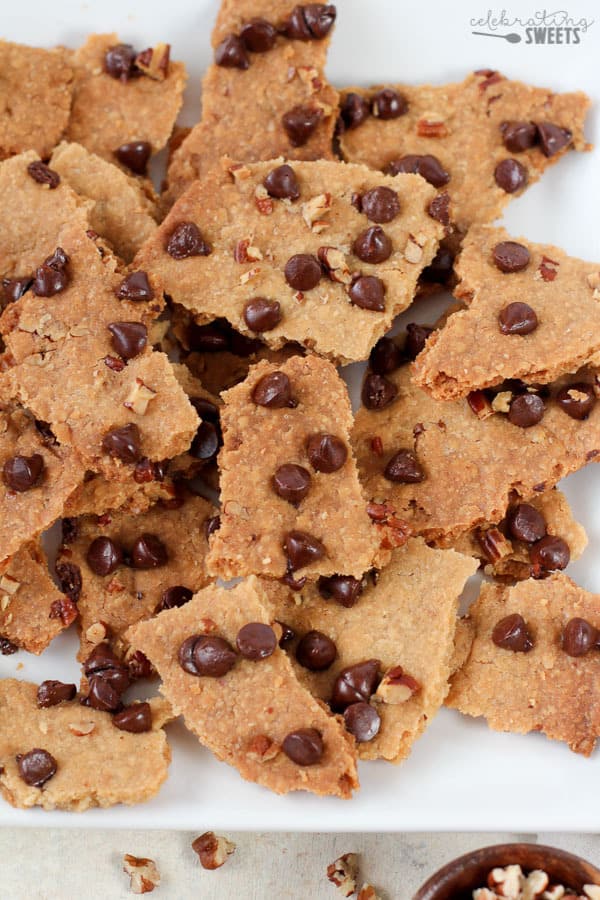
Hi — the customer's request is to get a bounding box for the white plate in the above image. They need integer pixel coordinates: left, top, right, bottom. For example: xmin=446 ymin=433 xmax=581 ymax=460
xmin=2 ymin=0 xmax=600 ymax=831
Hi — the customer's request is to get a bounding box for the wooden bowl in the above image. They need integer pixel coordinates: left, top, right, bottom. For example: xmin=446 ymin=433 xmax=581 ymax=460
xmin=413 ymin=843 xmax=600 ymax=900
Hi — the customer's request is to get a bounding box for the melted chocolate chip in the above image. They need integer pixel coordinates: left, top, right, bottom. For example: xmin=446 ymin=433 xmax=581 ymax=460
xmin=32 ymin=248 xmax=70 ymax=296
xmin=361 ymin=373 xmax=398 ymax=410
xmin=0 ymin=638 xmax=18 ymax=655
xmin=317 ymin=574 xmax=363 ymax=607
xmin=282 ymin=105 xmax=322 ymax=146
xmin=343 ymin=701 xmax=380 ymax=742
xmin=86 ymin=536 xmax=123 ymax=576
xmin=492 ymin=241 xmax=531 ymax=273
xmin=116 ymin=271 xmax=154 ymax=302
xmin=360 ymin=186 xmax=400 ymax=223
xmin=277 ymin=621 xmax=296 ymax=646
xmin=251 ymin=371 xmax=297 ymax=408
xmin=27 ymin=160 xmax=60 ymax=188
xmin=529 ymin=535 xmax=570 ymax=573
xmin=166 ymin=222 xmax=211 ymax=258
xmin=562 ymin=617 xmax=599 ymax=657
xmin=272 ymin=463 xmax=311 ymax=504
xmin=404 ymin=324 xmax=433 ymax=360
xmin=295 ymin=630 xmax=337 ymax=671
xmin=427 ymin=192 xmax=451 ymax=226
xmin=84 ymin=643 xmax=129 ymax=683
xmin=340 ymin=92 xmax=370 ymax=130
xmin=507 ymin=393 xmax=545 ymax=428
xmin=384 ymin=449 xmax=424 ymax=484
xmin=306 ymin=433 xmax=347 ymax=473
xmin=283 ymin=4 xmax=336 ymax=40
xmin=506 ymin=503 xmax=547 ymax=544
xmin=386 ymin=154 xmax=449 ymax=187
xmin=498 ymin=302 xmax=538 ymax=335
xmin=500 ymin=120 xmax=538 ymax=153
xmin=112 ymin=702 xmax=153 ymax=733
xmin=555 ymin=383 xmax=596 ymax=420
xmin=236 ymin=622 xmax=278 ymax=660
xmin=284 ymin=253 xmax=322 ymax=290
xmin=55 ymin=562 xmax=82 ymax=603
xmin=331 ymin=659 xmax=381 ymax=710
xmin=86 ymin=674 xmax=122 ymax=712
xmin=369 ymin=336 xmax=403 ymax=375
xmin=240 ymin=17 xmax=278 ymax=52
xmin=2 ymin=454 xmax=44 ymax=492
xmin=348 ymin=275 xmax=386 ymax=311
xmin=131 ymin=533 xmax=168 ymax=569
xmin=108 ymin=321 xmax=148 ymax=359
xmin=492 ymin=613 xmax=534 ymax=652
xmin=371 ymin=88 xmax=408 ymax=120
xmin=2 ymin=276 xmax=32 ymax=306
xmin=353 ymin=226 xmax=392 ymax=264
xmin=36 ymin=680 xmax=76 ymax=708
xmin=156 ymin=585 xmax=193 ymax=612
xmin=16 ymin=749 xmax=57 ymax=787
xmin=104 ymin=43 xmax=137 ymax=81
xmin=114 ymin=141 xmax=151 ymax=175
xmin=494 ymin=158 xmax=528 ymax=193
xmin=264 ymin=163 xmax=300 ymax=200
xmin=536 ymin=121 xmax=572 ymax=157
xmin=215 ymin=34 xmax=249 ymax=69
xmin=102 ymin=423 xmax=142 ymax=463
xmin=243 ymin=298 xmax=282 ymax=332
xmin=284 ymin=530 xmax=326 ymax=570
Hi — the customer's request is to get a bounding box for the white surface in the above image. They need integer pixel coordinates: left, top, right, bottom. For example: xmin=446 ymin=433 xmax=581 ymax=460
xmin=1 ymin=0 xmax=600 ymax=831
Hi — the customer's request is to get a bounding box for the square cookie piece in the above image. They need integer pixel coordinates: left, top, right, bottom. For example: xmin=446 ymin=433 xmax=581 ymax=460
xmin=0 ymin=680 xmax=170 ymax=810
xmin=262 ymin=538 xmax=477 ymax=762
xmin=137 ymin=158 xmax=442 ymax=362
xmin=447 ymin=574 xmax=600 ymax=756
xmin=339 ymin=71 xmax=590 ymax=233
xmin=207 ymin=355 xmax=381 ymax=581
xmin=127 ymin=577 xmax=359 ymax=798
xmin=413 ymin=226 xmax=600 ymax=399
xmin=0 ymin=41 xmax=73 ymax=160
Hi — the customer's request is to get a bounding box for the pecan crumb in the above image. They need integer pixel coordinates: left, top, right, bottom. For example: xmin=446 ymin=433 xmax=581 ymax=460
xmin=192 ymin=832 xmax=236 ymax=870
xmin=326 ymin=852 xmax=359 ymax=897
xmin=123 ymin=855 xmax=161 ymax=894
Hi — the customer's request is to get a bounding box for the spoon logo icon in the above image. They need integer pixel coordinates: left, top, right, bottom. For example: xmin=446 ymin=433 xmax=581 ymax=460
xmin=472 ymin=30 xmax=522 ymax=43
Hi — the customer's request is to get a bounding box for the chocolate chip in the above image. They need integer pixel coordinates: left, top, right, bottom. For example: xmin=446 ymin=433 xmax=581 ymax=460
xmin=421 ymin=247 xmax=455 ymax=285
xmin=190 ymin=421 xmax=220 ymax=461
xmin=112 ymin=702 xmax=152 ymax=733
xmin=277 ymin=621 xmax=296 ymax=646
xmin=284 ymin=530 xmax=326 ymax=570
xmin=192 ymin=636 xmax=238 ymax=676
xmin=492 ymin=613 xmax=533 ymax=652
xmin=348 ymin=275 xmax=385 ymax=311
xmin=282 ymin=728 xmax=324 ymax=765
xmin=204 ymin=515 xmax=221 ymax=539
xmin=37 ymin=680 xmax=76 ymax=708
xmin=251 ymin=372 xmax=297 ymax=408
xmin=352 ymin=226 xmax=392 ymax=264
xmin=114 ymin=141 xmax=152 ymax=175
xmin=305 ymin=433 xmax=347 ymax=473
xmin=494 ymin=158 xmax=528 ymax=193
xmin=340 ymin=92 xmax=370 ymax=130
xmin=16 ymin=749 xmax=57 ymax=787
xmin=87 ymin=674 xmax=122 ymax=712
xmin=386 ymin=154 xmax=449 ymax=187
xmin=240 ymin=17 xmax=278 ymax=51
xmin=178 ymin=636 xmax=201 ymax=675
xmin=343 ymin=702 xmax=380 ymax=742
xmin=215 ymin=34 xmax=249 ymax=69
xmin=562 ymin=617 xmax=599 ymax=657
xmin=492 ymin=241 xmax=531 ymax=273
xmin=243 ymin=298 xmax=282 ymax=332
xmin=383 ymin=449 xmax=425 ymax=484
xmin=272 ymin=463 xmax=311 ymax=504
xmin=167 ymin=227 xmax=210 ymax=266
xmin=102 ymin=423 xmax=142 ymax=463
xmin=2 ymin=454 xmax=44 ymax=492
xmin=284 ymin=253 xmax=322 ymax=290
xmin=498 ymin=302 xmax=538 ymax=335
xmin=116 ymin=271 xmax=154 ymax=302
xmin=283 ymin=4 xmax=336 ymax=40
xmin=263 ymin=163 xmax=300 ymax=200
xmin=189 ymin=397 xmax=220 ymax=425
xmin=2 ymin=276 xmax=32 ymax=306
xmin=556 ymin=383 xmax=596 ymax=420
xmin=536 ymin=122 xmax=572 ymax=157
xmin=331 ymin=659 xmax=381 ymax=710
xmin=500 ymin=120 xmax=538 ymax=153
xmin=236 ymin=623 xmax=277 ymax=660
xmin=32 ymin=248 xmax=70 ymax=296
xmin=506 ymin=503 xmax=546 ymax=543
xmin=507 ymin=393 xmax=545 ymax=428
xmin=55 ymin=562 xmax=82 ymax=603
xmin=86 ymin=536 xmax=123 ymax=576
xmin=104 ymin=43 xmax=137 ymax=80
xmin=427 ymin=192 xmax=451 ymax=226
xmin=0 ymin=638 xmax=18 ymax=655
xmin=27 ymin=160 xmax=60 ymax=188
xmin=360 ymin=186 xmax=400 ymax=223
xmin=369 ymin=337 xmax=402 ymax=375
xmin=131 ymin=533 xmax=168 ymax=569
xmin=371 ymin=88 xmax=408 ymax=120
xmin=361 ymin=373 xmax=398 ymax=410
xmin=529 ymin=535 xmax=570 ymax=573
xmin=405 ymin=324 xmax=433 ymax=360
xmin=317 ymin=574 xmax=363 ymax=607
xmin=157 ymin=585 xmax=193 ymax=612
xmin=282 ymin=105 xmax=323 ymax=146
xmin=296 ymin=630 xmax=337 ymax=670
xmin=107 ymin=321 xmax=148 ymax=360
xmin=84 ymin=643 xmax=128 ymax=681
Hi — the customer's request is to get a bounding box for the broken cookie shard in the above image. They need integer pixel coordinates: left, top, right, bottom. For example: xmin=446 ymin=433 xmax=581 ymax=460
xmin=127 ymin=577 xmax=359 ymax=798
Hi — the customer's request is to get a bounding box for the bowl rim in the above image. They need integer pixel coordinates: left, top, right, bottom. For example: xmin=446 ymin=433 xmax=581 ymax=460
xmin=413 ymin=842 xmax=600 ymax=900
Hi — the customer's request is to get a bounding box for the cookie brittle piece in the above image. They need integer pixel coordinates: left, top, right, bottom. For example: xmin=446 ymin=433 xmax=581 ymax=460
xmin=164 ymin=0 xmax=339 ymax=206
xmin=263 ymin=538 xmax=477 ymax=762
xmin=207 ymin=355 xmax=381 ymax=581
xmin=0 ymin=404 xmax=84 ymax=563
xmin=0 ymin=680 xmax=170 ymax=810
xmin=353 ymin=343 xmax=600 ymax=541
xmin=127 ymin=577 xmax=359 ymax=798
xmin=50 ymin=142 xmax=158 ymax=263
xmin=137 ymin=158 xmax=443 ymax=362
xmin=339 ymin=71 xmax=590 ymax=234
xmin=413 ymin=226 xmax=600 ymax=400
xmin=66 ymin=34 xmax=186 ymax=170
xmin=0 ymin=541 xmax=75 ymax=654
xmin=58 ymin=493 xmax=216 ymax=667
xmin=447 ymin=573 xmax=600 ymax=756
xmin=0 ymin=41 xmax=73 ymax=160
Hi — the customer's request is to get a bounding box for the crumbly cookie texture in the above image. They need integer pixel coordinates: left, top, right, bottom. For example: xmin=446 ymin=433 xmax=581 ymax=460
xmin=66 ymin=33 xmax=186 ymax=167
xmin=0 ymin=541 xmax=73 ymax=654
xmin=207 ymin=355 xmax=382 ymax=580
xmin=352 ymin=352 xmax=600 ymax=541
xmin=447 ymin=489 xmax=587 ymax=582
xmin=138 ymin=158 xmax=442 ymax=363
xmin=163 ymin=0 xmax=339 ymax=207
xmin=0 ymin=222 xmax=199 ymax=479
xmin=447 ymin=573 xmax=600 ymax=755
xmin=127 ymin=577 xmax=359 ymax=798
xmin=50 ymin=142 xmax=158 ymax=263
xmin=339 ymin=71 xmax=590 ymax=233
xmin=58 ymin=493 xmax=216 ymax=666
xmin=0 ymin=42 xmax=73 ymax=160
xmin=0 ymin=680 xmax=170 ymax=810
xmin=63 ymin=473 xmax=175 ymax=521
xmin=262 ymin=538 xmax=477 ymax=761
xmin=413 ymin=226 xmax=600 ymax=399
xmin=0 ymin=404 xmax=84 ymax=564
